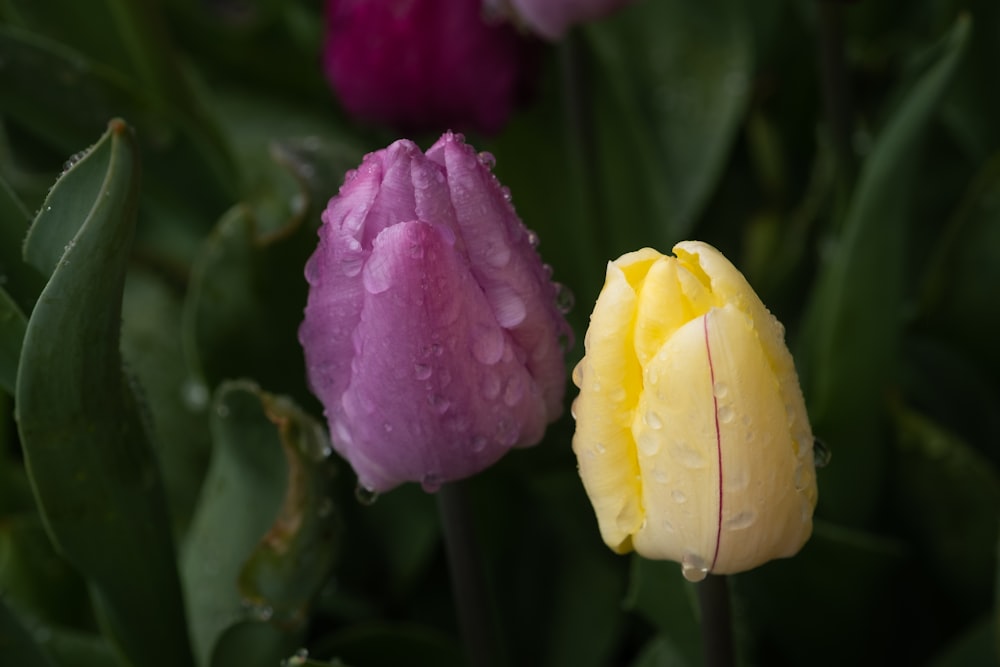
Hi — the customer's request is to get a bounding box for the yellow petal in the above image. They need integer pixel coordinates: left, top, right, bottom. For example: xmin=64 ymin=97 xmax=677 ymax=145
xmin=572 ymin=257 xmax=649 ymax=553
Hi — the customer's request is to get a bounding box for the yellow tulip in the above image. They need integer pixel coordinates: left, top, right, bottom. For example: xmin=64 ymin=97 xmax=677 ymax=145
xmin=571 ymin=241 xmax=817 ymax=581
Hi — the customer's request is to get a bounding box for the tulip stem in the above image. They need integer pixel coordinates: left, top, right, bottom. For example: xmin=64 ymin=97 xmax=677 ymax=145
xmin=697 ymin=574 xmax=735 ymax=667
xmin=437 ymin=481 xmax=502 ymax=667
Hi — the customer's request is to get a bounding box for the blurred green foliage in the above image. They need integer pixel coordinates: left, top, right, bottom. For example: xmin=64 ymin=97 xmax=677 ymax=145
xmin=0 ymin=0 xmax=998 ymax=666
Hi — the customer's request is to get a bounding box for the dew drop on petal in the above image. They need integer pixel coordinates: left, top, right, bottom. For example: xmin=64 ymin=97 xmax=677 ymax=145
xmin=421 ymin=473 xmax=442 ymax=493
xmin=671 ymin=489 xmax=687 ymax=503
xmin=355 ymin=483 xmax=379 ymax=505
xmin=713 ymin=382 xmax=729 ymax=398
xmin=643 ymin=410 xmax=663 ymax=430
xmin=414 ymin=363 xmax=432 ymax=380
xmin=671 ymin=441 xmax=707 ymax=469
xmin=472 ymin=435 xmax=488 ymax=452
xmin=718 ymin=405 xmax=735 ymax=424
xmin=652 ymin=469 xmax=668 ymax=484
xmin=481 ymin=373 xmax=501 ymax=400
xmin=681 ymin=554 xmax=709 ymax=582
xmin=725 ymin=510 xmax=756 ymax=530
xmin=471 ymin=323 xmax=505 ymax=365
xmin=637 ymin=432 xmax=660 ymax=456
xmin=428 ymin=394 xmax=451 ymax=414
xmin=526 ymin=229 xmax=539 ymax=247
xmin=593 ymin=442 xmax=607 ymax=454
xmin=570 ymin=398 xmax=579 ymax=420
xmin=477 ymin=151 xmax=496 ymax=169
xmin=502 ymin=376 xmax=524 ymax=406
xmin=571 ymin=361 xmax=585 ymax=387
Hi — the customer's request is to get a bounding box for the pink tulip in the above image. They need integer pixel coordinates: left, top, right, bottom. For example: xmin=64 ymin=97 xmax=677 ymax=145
xmin=300 ymin=132 xmax=572 ymax=493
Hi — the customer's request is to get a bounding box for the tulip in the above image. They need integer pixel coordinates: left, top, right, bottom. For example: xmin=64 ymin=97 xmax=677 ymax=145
xmin=323 ymin=0 xmax=533 ymax=134
xmin=300 ymin=132 xmax=572 ymax=494
xmin=486 ymin=0 xmax=636 ymax=40
xmin=571 ymin=242 xmax=817 ymax=581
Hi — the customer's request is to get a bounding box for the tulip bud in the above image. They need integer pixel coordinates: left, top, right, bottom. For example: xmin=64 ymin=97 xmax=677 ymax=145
xmin=486 ymin=0 xmax=636 ymax=40
xmin=571 ymin=242 xmax=817 ymax=580
xmin=300 ymin=132 xmax=572 ymax=494
xmin=323 ymin=0 xmax=533 ymax=134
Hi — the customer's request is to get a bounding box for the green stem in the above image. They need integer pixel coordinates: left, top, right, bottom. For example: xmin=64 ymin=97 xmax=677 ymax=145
xmin=437 ymin=481 xmax=502 ymax=667
xmin=697 ymin=574 xmax=735 ymax=667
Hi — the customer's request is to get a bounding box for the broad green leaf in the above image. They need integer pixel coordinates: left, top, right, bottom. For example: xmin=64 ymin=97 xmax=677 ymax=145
xmin=623 ymin=557 xmax=701 ymax=667
xmin=630 ymin=636 xmax=690 ymax=667
xmin=797 ymin=15 xmax=970 ymax=523
xmin=890 ymin=404 xmax=1000 ymax=607
xmin=182 ymin=381 xmax=339 ymax=667
xmin=38 ymin=627 xmax=120 ymax=667
xmin=0 ymin=596 xmax=56 ymax=667
xmin=585 ymin=0 xmax=752 ymax=249
xmin=0 ymin=288 xmax=26 ymax=395
xmin=15 ymin=120 xmax=195 ymax=667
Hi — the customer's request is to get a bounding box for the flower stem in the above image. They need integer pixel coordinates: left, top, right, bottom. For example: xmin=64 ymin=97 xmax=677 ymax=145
xmin=437 ymin=481 xmax=502 ymax=667
xmin=697 ymin=574 xmax=735 ymax=667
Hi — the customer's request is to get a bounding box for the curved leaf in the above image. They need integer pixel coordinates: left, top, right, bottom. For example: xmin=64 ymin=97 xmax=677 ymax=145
xmin=16 ymin=120 xmax=194 ymax=667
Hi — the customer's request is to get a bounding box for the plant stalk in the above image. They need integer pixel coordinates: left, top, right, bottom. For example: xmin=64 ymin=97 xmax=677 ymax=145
xmin=698 ymin=574 xmax=735 ymax=667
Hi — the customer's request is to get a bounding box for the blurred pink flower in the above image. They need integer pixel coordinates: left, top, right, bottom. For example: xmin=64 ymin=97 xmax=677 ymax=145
xmin=300 ymin=132 xmax=572 ymax=493
xmin=323 ymin=0 xmax=533 ymax=134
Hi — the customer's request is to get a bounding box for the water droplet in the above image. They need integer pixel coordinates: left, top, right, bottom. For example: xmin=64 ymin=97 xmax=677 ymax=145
xmin=409 ymin=242 xmax=424 ymax=259
xmin=718 ymin=405 xmax=735 ymax=423
xmin=428 ymin=394 xmax=451 ymax=414
xmin=341 ymin=255 xmax=364 ymax=277
xmin=282 ymin=648 xmax=310 ymax=666
xmin=431 ymin=343 xmax=444 ymax=356
xmin=671 ymin=441 xmax=706 ymax=468
xmin=472 ymin=435 xmax=488 ymax=452
xmin=414 ymin=363 xmax=432 ymax=380
xmin=572 ymin=361 xmax=585 ymax=387
xmin=646 ymin=367 xmax=659 ymax=386
xmin=470 ymin=323 xmax=504 ymax=365
xmin=637 ymin=432 xmax=660 ymax=456
xmin=500 ymin=186 xmax=512 ymax=202
xmin=343 ymin=168 xmax=358 ymax=183
xmin=181 ymin=379 xmax=209 ymax=411
xmin=570 ymin=398 xmax=579 ymax=420
xmin=526 ymin=229 xmax=539 ymax=247
xmin=681 ymin=554 xmax=709 ymax=582
xmin=813 ymin=437 xmax=832 ymax=468
xmin=355 ymin=483 xmax=379 ymax=505
xmin=247 ymin=602 xmax=274 ymax=621
xmin=215 ymin=403 xmax=230 ymax=418
xmin=382 ymin=422 xmax=393 ymax=433
xmin=481 ymin=374 xmax=501 ymax=399
xmin=421 ymin=473 xmax=442 ymax=493
xmin=496 ymin=419 xmax=519 ymax=446
xmin=661 ymin=519 xmax=676 ymax=533
xmin=652 ymin=469 xmax=669 ymax=484
xmin=725 ymin=511 xmax=756 ymax=530
xmin=477 ymin=151 xmax=496 ymax=169
xmin=503 ymin=376 xmax=524 ymax=406
xmin=713 ymin=382 xmax=728 ymax=398
xmin=671 ymin=489 xmax=687 ymax=503
xmin=728 ymin=467 xmax=750 ymax=491
xmin=554 ymin=283 xmax=575 ymax=314
xmin=594 ymin=442 xmax=607 ymax=454
xmin=643 ymin=410 xmax=663 ymax=430
xmin=793 ymin=463 xmax=812 ymax=492
xmin=62 ymin=150 xmax=88 ymax=172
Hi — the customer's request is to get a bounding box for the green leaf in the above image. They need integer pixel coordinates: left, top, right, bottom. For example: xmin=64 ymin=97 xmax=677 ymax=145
xmin=15 ymin=120 xmax=195 ymax=667
xmin=585 ymin=0 xmax=752 ymax=249
xmin=891 ymin=404 xmax=1000 ymax=607
xmin=630 ymin=636 xmax=691 ymax=667
xmin=622 ymin=556 xmax=702 ymax=667
xmin=209 ymin=621 xmax=302 ymax=667
xmin=797 ymin=15 xmax=971 ymax=523
xmin=181 ymin=381 xmax=339 ymax=667
xmin=0 ymin=596 xmax=57 ymax=667
xmin=314 ymin=623 xmax=462 ymax=667
xmin=121 ymin=268 xmax=212 ymax=536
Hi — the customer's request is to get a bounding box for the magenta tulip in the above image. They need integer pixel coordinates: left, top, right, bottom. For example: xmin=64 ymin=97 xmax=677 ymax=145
xmin=323 ymin=0 xmax=532 ymax=134
xmin=300 ymin=132 xmax=572 ymax=493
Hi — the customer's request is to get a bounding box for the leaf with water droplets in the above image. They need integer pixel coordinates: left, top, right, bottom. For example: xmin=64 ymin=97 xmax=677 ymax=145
xmin=15 ymin=119 xmax=195 ymax=667
xmin=182 ymin=381 xmax=340 ymax=666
